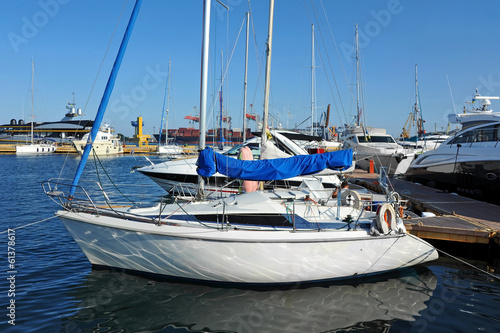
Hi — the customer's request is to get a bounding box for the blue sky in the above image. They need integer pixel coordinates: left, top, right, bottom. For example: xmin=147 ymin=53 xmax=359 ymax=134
xmin=2 ymin=0 xmax=500 ymax=138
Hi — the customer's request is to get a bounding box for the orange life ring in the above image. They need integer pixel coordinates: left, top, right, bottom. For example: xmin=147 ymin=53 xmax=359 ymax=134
xmin=376 ymin=203 xmax=397 ymax=234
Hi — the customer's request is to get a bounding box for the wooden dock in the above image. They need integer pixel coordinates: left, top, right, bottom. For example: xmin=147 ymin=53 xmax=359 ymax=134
xmin=350 ymin=170 xmax=500 ymax=247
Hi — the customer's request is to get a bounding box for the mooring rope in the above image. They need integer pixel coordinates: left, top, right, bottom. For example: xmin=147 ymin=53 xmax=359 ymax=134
xmin=0 ymin=216 xmax=57 ymax=233
xmin=437 ymin=248 xmax=500 ymax=281
xmin=407 ymin=232 xmax=500 ymax=281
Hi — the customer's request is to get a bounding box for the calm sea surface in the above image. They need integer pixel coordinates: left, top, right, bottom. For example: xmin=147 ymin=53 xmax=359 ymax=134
xmin=0 ymin=154 xmax=499 ymax=332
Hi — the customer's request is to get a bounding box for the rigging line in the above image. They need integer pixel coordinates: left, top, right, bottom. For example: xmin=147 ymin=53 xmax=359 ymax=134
xmin=209 ymin=15 xmax=246 ymax=118
xmin=307 ymin=0 xmax=345 ymax=124
xmin=363 ymin=234 xmax=402 ymax=275
xmin=82 ymin=0 xmax=129 ymax=115
xmin=248 ymin=6 xmax=265 ymax=113
xmin=1 ymin=216 xmax=57 ymax=233
xmin=57 ymin=0 xmax=129 ymax=179
xmin=92 ymin=150 xmax=136 ymax=205
xmin=318 ymin=0 xmax=355 ymax=118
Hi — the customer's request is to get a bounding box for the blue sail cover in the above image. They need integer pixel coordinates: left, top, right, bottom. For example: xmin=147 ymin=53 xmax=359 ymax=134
xmin=197 ymin=147 xmax=353 ymax=180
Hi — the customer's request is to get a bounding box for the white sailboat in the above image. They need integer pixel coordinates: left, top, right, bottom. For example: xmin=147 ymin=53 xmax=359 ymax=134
xmin=44 ymin=0 xmax=437 ymax=285
xmin=16 ymin=60 xmax=57 ymax=155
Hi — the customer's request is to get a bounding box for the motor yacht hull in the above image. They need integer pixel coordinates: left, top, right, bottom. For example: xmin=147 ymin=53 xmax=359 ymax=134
xmin=406 ymin=158 xmax=500 ymax=196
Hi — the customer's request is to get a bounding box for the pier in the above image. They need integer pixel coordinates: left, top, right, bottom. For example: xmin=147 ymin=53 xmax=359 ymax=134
xmin=351 ymin=170 xmax=500 ymax=247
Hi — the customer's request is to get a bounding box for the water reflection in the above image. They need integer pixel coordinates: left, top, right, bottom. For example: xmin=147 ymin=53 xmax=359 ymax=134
xmin=64 ymin=267 xmax=437 ymax=332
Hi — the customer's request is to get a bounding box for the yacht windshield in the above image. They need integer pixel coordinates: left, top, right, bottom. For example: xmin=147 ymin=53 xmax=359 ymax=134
xmin=357 ymin=135 xmax=395 ymax=143
xmin=448 ymin=124 xmax=500 ymax=144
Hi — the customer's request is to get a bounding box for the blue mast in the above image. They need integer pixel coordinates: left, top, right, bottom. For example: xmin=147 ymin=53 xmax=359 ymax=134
xmin=69 ymin=0 xmax=142 ymax=198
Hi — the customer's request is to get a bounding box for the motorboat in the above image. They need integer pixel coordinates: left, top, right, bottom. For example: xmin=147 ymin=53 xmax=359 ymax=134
xmin=406 ymin=89 xmax=500 ymax=198
xmin=44 ymin=0 xmax=437 ymax=286
xmin=136 ymin=129 xmax=353 ymax=196
xmin=341 ymin=126 xmax=415 ymax=176
xmin=72 ymin=123 xmax=124 ymax=155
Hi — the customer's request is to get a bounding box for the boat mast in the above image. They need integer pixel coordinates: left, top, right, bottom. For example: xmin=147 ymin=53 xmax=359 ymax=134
xmin=166 ymin=60 xmax=171 ymax=146
xmin=311 ymin=23 xmax=315 ymax=136
xmin=30 ymin=58 xmax=34 ymax=145
xmin=219 ymin=49 xmax=224 ymax=147
xmin=158 ymin=59 xmax=171 ymax=148
xmin=355 ymin=24 xmax=361 ymax=127
xmin=242 ymin=12 xmax=249 ymax=142
xmin=261 ymin=0 xmax=274 ymax=147
xmin=196 ymin=0 xmax=211 ymax=199
xmin=414 ymin=64 xmax=423 ymax=136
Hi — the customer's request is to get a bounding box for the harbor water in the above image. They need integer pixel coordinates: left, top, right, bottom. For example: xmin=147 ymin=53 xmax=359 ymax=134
xmin=0 ymin=154 xmax=499 ymax=332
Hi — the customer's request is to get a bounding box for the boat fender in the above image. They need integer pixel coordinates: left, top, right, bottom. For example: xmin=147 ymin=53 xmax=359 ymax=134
xmin=398 ymin=205 xmax=404 ymax=218
xmin=238 ymin=146 xmax=258 ymax=193
xmin=341 ymin=190 xmax=362 ymax=209
xmin=376 ymin=203 xmax=397 ymax=234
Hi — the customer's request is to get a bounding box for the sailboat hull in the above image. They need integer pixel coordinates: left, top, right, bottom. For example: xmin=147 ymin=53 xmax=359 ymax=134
xmin=57 ymin=210 xmax=437 ymax=284
xmin=16 ymin=143 xmax=57 ymax=154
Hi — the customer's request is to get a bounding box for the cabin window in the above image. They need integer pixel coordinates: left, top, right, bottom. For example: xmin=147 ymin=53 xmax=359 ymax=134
xmin=448 ymin=124 xmax=500 ymax=144
xmin=448 ymin=131 xmax=475 ymax=144
xmin=357 ymin=135 xmax=395 ymax=143
xmin=475 ymin=125 xmax=496 ymax=142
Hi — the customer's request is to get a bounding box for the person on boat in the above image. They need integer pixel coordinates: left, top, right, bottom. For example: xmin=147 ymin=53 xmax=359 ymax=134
xmin=332 ymin=180 xmax=349 ymax=198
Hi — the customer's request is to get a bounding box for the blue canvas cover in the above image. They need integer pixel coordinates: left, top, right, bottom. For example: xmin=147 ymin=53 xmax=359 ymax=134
xmin=197 ymin=147 xmax=353 ymax=180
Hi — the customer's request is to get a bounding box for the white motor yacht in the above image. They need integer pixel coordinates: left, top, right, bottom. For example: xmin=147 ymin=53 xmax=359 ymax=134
xmin=406 ymin=89 xmax=500 ymax=198
xmin=341 ymin=126 xmax=415 ymax=176
xmin=72 ymin=123 xmax=124 ymax=155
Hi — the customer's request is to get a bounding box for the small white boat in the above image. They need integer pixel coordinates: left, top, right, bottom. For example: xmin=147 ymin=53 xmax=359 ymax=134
xmin=72 ymin=123 xmax=124 ymax=155
xmin=16 ymin=59 xmax=57 ymax=155
xmin=157 ymin=142 xmax=184 ymax=156
xmin=16 ymin=143 xmax=57 ymax=154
